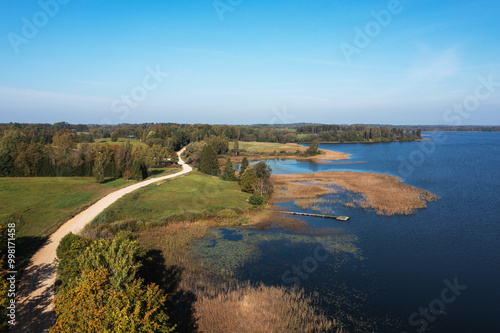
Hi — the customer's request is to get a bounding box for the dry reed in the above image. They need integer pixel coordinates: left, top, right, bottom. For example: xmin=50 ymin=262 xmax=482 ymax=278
xmin=271 ymin=171 xmax=439 ymax=215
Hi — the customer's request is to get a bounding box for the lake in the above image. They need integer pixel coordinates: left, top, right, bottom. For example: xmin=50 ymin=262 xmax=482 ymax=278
xmin=194 ymin=132 xmax=500 ymax=332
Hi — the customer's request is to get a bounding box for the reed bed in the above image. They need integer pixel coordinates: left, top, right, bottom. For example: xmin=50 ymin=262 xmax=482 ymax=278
xmin=271 ymin=171 xmax=439 ymax=215
xmin=137 ymin=222 xmax=344 ymax=333
xmin=194 ymin=284 xmax=342 ymax=333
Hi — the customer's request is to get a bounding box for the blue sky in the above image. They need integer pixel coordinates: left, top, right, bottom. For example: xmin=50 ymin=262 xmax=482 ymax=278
xmin=1 ymin=0 xmax=499 ymax=125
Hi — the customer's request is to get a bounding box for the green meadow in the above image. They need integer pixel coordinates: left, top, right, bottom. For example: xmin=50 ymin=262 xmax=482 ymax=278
xmin=91 ymin=171 xmax=251 ymax=226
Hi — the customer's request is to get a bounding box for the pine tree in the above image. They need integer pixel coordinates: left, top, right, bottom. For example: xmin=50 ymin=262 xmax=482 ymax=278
xmin=239 ymin=157 xmax=249 ymax=176
xmin=131 ymin=159 xmax=147 ymax=180
xmin=234 ymin=140 xmax=240 ymax=156
xmin=199 ymin=145 xmax=220 ymax=176
xmin=221 ymin=159 xmax=236 ymax=181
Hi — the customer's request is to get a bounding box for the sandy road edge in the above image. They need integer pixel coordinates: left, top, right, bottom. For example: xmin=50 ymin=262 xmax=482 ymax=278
xmin=12 ymin=148 xmax=192 ymax=333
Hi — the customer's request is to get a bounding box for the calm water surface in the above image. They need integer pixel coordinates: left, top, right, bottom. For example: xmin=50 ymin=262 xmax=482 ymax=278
xmin=198 ymin=132 xmax=500 ymax=332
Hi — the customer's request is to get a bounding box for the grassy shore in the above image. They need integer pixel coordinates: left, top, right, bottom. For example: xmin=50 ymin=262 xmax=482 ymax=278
xmin=272 ymin=171 xmax=439 ymax=215
xmin=89 ymin=171 xmax=252 ymax=229
xmin=228 ymin=141 xmax=350 ymax=163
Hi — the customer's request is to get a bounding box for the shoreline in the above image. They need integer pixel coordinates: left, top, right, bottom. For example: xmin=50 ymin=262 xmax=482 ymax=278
xmin=229 ymin=144 xmax=351 ymax=164
xmin=271 ymin=171 xmax=438 ymax=216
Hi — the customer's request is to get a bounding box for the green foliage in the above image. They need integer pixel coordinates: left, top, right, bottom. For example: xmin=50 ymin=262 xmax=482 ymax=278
xmin=182 ymin=141 xmax=206 ymax=167
xmin=205 ymin=135 xmax=229 ymax=154
xmin=249 ymin=193 xmax=266 ymax=206
xmin=93 ymin=155 xmax=105 ymax=183
xmin=199 ymin=144 xmax=220 ymax=176
xmin=110 ymin=131 xmax=119 ymax=142
xmin=131 ymin=159 xmax=148 ymax=180
xmin=252 ymin=162 xmax=273 ymax=196
xmin=51 ymin=269 xmax=174 ymax=333
xmin=239 ymin=157 xmax=249 ymax=176
xmin=239 ymin=168 xmax=258 ymax=193
xmin=221 ymin=159 xmax=236 ymax=181
xmin=76 ymin=232 xmax=143 ymax=290
xmin=233 ymin=140 xmax=239 ymax=155
xmin=56 ymin=233 xmax=93 ymax=290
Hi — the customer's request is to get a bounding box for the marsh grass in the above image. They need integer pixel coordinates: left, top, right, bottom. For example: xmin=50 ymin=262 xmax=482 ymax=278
xmin=194 ymin=284 xmax=342 ymax=333
xmin=136 ymin=222 xmax=344 ymax=333
xmin=272 ymin=171 xmax=439 ymax=215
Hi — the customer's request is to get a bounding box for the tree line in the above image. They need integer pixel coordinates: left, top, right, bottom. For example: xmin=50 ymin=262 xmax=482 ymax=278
xmin=0 ymin=128 xmax=177 ymax=181
xmin=0 ymin=122 xmax=426 ymax=180
xmin=296 ymin=125 xmax=422 ymax=142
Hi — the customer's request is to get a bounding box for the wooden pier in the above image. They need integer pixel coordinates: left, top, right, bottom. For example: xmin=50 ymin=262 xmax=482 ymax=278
xmin=279 ymin=211 xmax=350 ymax=221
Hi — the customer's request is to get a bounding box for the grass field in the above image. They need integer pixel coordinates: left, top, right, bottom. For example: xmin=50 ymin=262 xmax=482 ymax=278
xmin=231 ymin=141 xmax=307 ymax=154
xmin=0 ymin=177 xmax=133 ymax=238
xmin=77 ymin=137 xmax=146 ymax=147
xmin=0 ymin=168 xmax=180 ymax=238
xmin=91 ymin=171 xmax=251 ymax=226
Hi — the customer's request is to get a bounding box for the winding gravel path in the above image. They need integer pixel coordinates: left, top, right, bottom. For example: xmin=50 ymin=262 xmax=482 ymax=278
xmin=13 ymin=149 xmax=192 ymax=333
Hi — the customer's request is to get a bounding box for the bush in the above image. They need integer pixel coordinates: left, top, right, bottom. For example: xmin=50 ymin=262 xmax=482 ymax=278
xmin=249 ymin=193 xmax=266 ymax=206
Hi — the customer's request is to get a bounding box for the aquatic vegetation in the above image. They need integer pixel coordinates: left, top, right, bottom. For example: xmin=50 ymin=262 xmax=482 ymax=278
xmin=192 ymin=227 xmax=361 ymax=275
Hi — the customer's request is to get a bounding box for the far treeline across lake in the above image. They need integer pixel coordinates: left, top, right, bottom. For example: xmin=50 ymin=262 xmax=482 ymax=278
xmin=0 ymin=122 xmax=426 ymax=179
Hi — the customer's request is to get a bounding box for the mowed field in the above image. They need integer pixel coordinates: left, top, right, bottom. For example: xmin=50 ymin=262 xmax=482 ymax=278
xmin=0 ymin=177 xmax=131 ymax=238
xmin=92 ymin=171 xmax=251 ymax=225
xmin=0 ymin=167 xmax=180 ymax=238
xmin=230 ymin=141 xmax=307 ymax=154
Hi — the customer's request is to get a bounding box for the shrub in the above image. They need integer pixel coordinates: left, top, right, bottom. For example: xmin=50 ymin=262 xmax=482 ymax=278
xmin=249 ymin=193 xmax=266 ymax=206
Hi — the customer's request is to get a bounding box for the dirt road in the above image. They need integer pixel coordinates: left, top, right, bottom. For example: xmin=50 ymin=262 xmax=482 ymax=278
xmin=13 ymin=149 xmax=192 ymax=333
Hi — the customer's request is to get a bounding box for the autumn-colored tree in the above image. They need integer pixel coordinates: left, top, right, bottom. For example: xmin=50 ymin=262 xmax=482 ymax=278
xmin=76 ymin=232 xmax=143 ymax=290
xmin=50 ymin=269 xmax=174 ymax=333
xmin=304 ymin=139 xmax=319 ymax=156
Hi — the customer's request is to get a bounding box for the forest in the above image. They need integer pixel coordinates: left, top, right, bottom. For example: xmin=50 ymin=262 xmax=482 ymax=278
xmin=0 ymin=122 xmax=423 ymax=179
